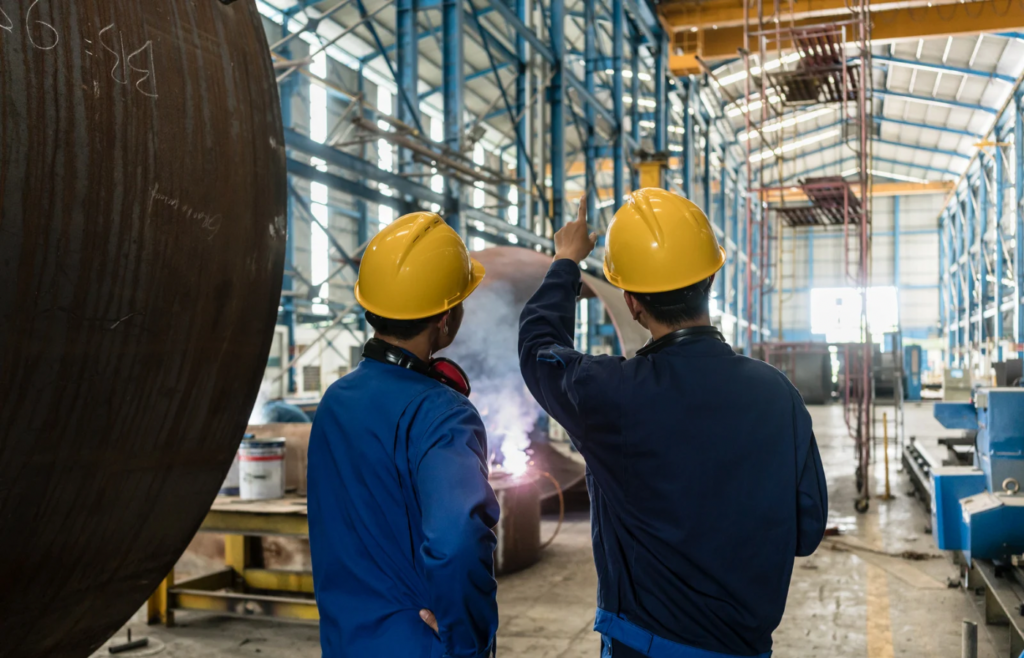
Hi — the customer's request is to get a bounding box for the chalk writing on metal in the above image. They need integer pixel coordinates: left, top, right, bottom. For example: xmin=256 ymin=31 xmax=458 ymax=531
xmin=25 ymin=0 xmax=58 ymax=50
xmin=0 ymin=8 xmax=14 ymax=33
xmin=1 ymin=4 xmax=157 ymax=99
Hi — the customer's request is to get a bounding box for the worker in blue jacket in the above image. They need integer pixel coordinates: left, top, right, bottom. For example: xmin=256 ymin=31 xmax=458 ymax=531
xmin=308 ymin=212 xmax=499 ymax=658
xmin=519 ymin=189 xmax=828 ymax=658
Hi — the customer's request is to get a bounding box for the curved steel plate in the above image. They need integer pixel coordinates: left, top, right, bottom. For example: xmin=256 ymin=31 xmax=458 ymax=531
xmin=0 ymin=1 xmax=286 ymax=655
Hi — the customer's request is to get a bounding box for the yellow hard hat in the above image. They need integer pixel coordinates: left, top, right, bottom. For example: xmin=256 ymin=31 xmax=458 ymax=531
xmin=603 ymin=188 xmax=726 ymax=293
xmin=355 ymin=212 xmax=485 ymax=320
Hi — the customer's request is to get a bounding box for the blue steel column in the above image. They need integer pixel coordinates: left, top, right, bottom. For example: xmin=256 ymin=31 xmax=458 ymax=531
xmin=979 ymin=158 xmax=988 ymax=346
xmin=550 ymin=0 xmax=567 ymax=229
xmin=443 ymin=0 xmax=463 ymax=231
xmin=940 ymin=211 xmax=950 ymax=364
xmin=995 ymin=140 xmax=1005 ymax=361
xmin=357 ymin=65 xmax=371 ymax=335
xmin=965 ymin=186 xmax=975 ymax=356
xmin=280 ymin=32 xmax=299 ymax=393
xmin=654 ymin=43 xmax=667 ymax=188
xmin=1016 ymin=91 xmax=1024 ymax=357
xmin=682 ymin=77 xmax=694 ymax=198
xmin=715 ymin=157 xmax=727 ymax=308
xmin=516 ymin=0 xmax=529 ymax=231
xmin=894 ymin=195 xmax=900 ymax=328
xmin=630 ymin=35 xmax=641 ymax=191
xmin=612 ymin=0 xmax=625 ymax=210
xmin=584 ymin=0 xmax=597 ymax=218
xmin=396 ymin=0 xmax=419 ymax=176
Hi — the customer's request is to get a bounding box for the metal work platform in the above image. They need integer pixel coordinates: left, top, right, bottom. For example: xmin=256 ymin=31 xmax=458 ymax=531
xmin=147 ymin=496 xmax=316 ymax=625
xmin=774 ymin=26 xmax=859 ymax=105
xmin=775 ymin=177 xmax=864 ymax=227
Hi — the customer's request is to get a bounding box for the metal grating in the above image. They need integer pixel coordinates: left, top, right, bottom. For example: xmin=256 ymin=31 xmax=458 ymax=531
xmin=775 ymin=176 xmax=863 ymax=227
xmin=774 ymin=27 xmax=859 ymax=105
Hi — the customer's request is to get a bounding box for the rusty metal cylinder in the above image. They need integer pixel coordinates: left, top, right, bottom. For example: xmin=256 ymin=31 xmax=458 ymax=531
xmin=491 ymin=473 xmax=542 ymax=576
xmin=0 ymin=2 xmax=286 ymax=656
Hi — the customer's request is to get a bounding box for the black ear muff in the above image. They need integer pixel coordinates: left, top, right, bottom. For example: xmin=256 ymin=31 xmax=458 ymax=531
xmin=362 ymin=339 xmax=472 ymax=396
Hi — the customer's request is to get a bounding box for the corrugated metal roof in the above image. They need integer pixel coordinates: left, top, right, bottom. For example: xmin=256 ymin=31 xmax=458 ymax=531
xmin=712 ymin=32 xmax=1024 ymax=185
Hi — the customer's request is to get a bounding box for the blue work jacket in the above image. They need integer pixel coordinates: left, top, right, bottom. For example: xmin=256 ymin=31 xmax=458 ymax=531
xmin=307 ymin=356 xmax=500 ymax=658
xmin=519 ymin=260 xmax=828 ymax=657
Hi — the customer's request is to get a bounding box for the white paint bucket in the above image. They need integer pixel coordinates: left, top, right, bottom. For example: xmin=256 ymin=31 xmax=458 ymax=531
xmin=239 ymin=437 xmax=286 ymax=500
xmin=220 ymin=433 xmax=253 ymax=495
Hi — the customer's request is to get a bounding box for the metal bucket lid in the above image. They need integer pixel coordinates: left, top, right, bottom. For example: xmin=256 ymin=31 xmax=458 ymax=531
xmin=240 ymin=437 xmax=286 ymax=449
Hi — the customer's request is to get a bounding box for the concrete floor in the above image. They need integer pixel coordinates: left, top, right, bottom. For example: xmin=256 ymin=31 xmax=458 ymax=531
xmin=94 ymin=401 xmax=1001 ymax=657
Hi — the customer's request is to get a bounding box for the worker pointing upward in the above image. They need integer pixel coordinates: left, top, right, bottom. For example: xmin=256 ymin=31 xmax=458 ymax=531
xmin=519 ymin=189 xmax=828 ymax=658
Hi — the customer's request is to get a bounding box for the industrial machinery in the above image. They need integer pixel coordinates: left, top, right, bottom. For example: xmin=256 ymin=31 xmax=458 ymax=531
xmin=943 ymin=367 xmax=973 ymax=401
xmin=931 ymin=388 xmax=1024 ymax=562
xmin=0 ymin=2 xmax=286 ymax=656
xmin=904 ymin=345 xmax=923 ymax=401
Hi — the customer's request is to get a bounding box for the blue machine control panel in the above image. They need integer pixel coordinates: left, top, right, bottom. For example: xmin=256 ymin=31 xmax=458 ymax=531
xmin=933 ymin=388 xmax=1024 ymax=561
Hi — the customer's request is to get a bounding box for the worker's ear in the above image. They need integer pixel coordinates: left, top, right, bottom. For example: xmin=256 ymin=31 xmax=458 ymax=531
xmin=623 ymin=291 xmax=647 ymax=328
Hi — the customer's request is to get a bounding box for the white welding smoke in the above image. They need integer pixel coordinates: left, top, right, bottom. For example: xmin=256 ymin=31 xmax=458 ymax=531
xmin=439 ymin=282 xmax=542 ymax=476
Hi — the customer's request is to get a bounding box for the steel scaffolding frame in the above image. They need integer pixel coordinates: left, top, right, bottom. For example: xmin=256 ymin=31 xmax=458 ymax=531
xmin=938 ymin=81 xmax=1024 ymax=376
xmin=738 ymin=0 xmax=874 ymax=511
xmin=252 ymin=0 xmax=774 ymax=388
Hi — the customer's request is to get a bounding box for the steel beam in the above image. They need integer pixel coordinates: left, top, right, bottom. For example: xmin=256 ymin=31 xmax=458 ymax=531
xmin=483 ymin=0 xmax=554 ymax=62
xmin=668 ymin=2 xmax=1024 ymax=69
xmin=1017 ymin=92 xmax=1024 ymax=355
xmin=551 ymin=0 xmax=567 ymax=229
xmin=285 ymin=130 xmax=444 ymax=204
xmin=872 ymin=55 xmax=1015 ymax=85
xmin=655 ymin=43 xmax=668 ymax=186
xmin=613 ymin=0 xmax=626 ymax=211
xmin=443 ymin=0 xmax=463 ymax=230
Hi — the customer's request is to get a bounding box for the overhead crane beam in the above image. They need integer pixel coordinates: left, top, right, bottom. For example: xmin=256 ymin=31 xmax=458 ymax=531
xmin=660 ymin=0 xmax=961 ymax=31
xmin=666 ymin=1 xmax=1024 ymax=75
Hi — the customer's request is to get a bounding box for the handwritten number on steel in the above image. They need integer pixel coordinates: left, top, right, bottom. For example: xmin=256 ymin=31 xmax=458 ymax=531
xmin=98 ymin=25 xmax=127 ymax=84
xmin=127 ymin=41 xmax=158 ymax=98
xmin=26 ymin=0 xmax=58 ymax=50
xmin=0 ymin=7 xmax=14 ymax=33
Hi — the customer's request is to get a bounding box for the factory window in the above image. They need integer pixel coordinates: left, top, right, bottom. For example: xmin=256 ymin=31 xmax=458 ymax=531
xmin=810 ymin=286 xmax=899 ymax=344
xmin=309 ymin=51 xmax=330 ymax=316
xmin=429 ymin=116 xmax=444 ymax=214
xmin=377 ymin=86 xmax=394 ymax=229
xmin=472 ymin=144 xmax=485 ymax=209
xmin=303 ymin=365 xmax=322 ymax=393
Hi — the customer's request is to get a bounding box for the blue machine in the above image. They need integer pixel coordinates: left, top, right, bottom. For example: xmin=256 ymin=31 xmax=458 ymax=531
xmin=903 ymin=345 xmax=922 ymax=401
xmin=932 ymin=389 xmax=1024 ymax=562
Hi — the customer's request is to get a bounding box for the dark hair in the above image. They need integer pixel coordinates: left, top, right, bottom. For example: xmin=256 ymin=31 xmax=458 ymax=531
xmin=364 ymin=310 xmax=444 ymax=341
xmin=632 ymin=276 xmax=713 ymax=327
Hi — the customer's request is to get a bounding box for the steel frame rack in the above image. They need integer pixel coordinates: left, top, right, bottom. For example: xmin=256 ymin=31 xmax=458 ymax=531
xmin=253 ymin=0 xmax=775 ymax=388
xmin=937 ymin=80 xmax=1024 ymax=376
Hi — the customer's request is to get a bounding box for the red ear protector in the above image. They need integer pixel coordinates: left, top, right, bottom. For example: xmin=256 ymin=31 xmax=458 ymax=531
xmin=361 ymin=338 xmax=472 ymax=397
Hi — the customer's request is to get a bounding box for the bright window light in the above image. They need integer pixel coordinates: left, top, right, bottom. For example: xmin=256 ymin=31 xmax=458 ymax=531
xmin=604 ymin=69 xmax=652 ymax=81
xmin=714 ymin=52 xmax=801 ymax=87
xmin=749 ymin=130 xmax=838 ymax=162
xmin=473 ymin=144 xmax=485 ymax=209
xmin=726 ymin=95 xmax=782 ymax=118
xmin=430 ymin=117 xmax=444 ymax=195
xmin=738 ymin=107 xmax=833 ymax=142
xmin=309 ymin=52 xmax=330 ymax=315
xmin=810 ymin=286 xmax=899 ymax=343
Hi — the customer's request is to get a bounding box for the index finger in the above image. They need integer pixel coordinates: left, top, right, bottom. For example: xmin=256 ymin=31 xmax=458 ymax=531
xmin=576 ymin=197 xmax=587 ymax=225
